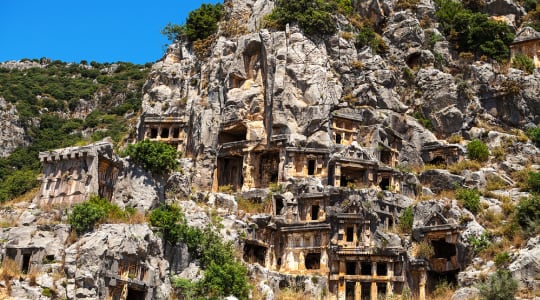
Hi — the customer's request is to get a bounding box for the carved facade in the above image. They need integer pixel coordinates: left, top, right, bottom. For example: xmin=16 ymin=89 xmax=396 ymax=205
xmin=510 ymin=26 xmax=540 ymax=68
xmin=35 ymin=142 xmax=120 ymax=207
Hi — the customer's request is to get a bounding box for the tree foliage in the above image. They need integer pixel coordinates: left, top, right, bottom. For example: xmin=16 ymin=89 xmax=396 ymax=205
xmin=265 ymin=0 xmax=343 ymax=36
xmin=435 ymin=0 xmax=514 ymax=61
xmin=528 ymin=126 xmax=540 ymax=147
xmin=162 ymin=3 xmax=224 ymax=42
xmin=355 ymin=23 xmax=388 ymax=54
xmin=125 ymin=140 xmax=180 ymax=176
xmin=0 ymin=61 xmax=149 ymax=202
xmin=150 ymin=206 xmax=250 ymax=299
xmin=68 ymin=195 xmax=130 ymax=234
xmin=467 ymin=139 xmax=489 ymax=162
xmin=478 ymin=270 xmax=518 ymax=300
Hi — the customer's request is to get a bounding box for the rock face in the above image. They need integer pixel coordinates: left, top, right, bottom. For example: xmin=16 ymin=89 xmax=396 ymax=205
xmin=509 ymin=237 xmax=540 ymax=291
xmin=64 ymin=224 xmax=171 ymax=300
xmin=0 ymin=97 xmax=27 ymax=157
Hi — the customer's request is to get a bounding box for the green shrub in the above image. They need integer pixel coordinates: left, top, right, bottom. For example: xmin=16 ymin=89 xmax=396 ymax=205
xmin=265 ymin=0 xmax=339 ymax=36
xmin=468 ymin=233 xmax=490 ymax=254
xmin=528 ymin=171 xmax=540 ymax=193
xmin=124 ymin=140 xmax=180 ymax=176
xmin=456 ymin=188 xmax=481 ymax=213
xmin=512 ymin=53 xmax=535 ymax=74
xmin=478 ymin=270 xmax=518 ymax=300
xmin=399 ymin=206 xmax=414 ymax=233
xmin=182 ymin=3 xmax=224 ymax=41
xmin=527 ymin=126 xmax=540 ymax=147
xmin=515 ymin=195 xmax=540 ymax=234
xmin=467 ymin=139 xmax=489 ymax=162
xmin=150 ymin=206 xmax=251 ymax=299
xmin=0 ymin=169 xmax=39 ymax=203
xmin=494 ymin=251 xmax=510 ymax=267
xmin=434 ymin=0 xmax=514 ymax=62
xmin=355 ymin=23 xmax=387 ymax=54
xmin=68 ymin=195 xmax=130 ymax=234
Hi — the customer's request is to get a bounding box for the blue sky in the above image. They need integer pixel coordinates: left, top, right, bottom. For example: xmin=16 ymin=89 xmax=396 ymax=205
xmin=0 ymin=0 xmax=221 ymax=64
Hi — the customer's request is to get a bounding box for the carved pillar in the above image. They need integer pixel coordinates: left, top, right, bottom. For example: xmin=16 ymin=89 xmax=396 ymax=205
xmin=419 ymin=267 xmax=427 ymax=300
xmin=355 ymin=281 xmax=361 ymax=300
xmin=387 ymin=262 xmax=394 ymax=297
xmin=371 ymin=262 xmax=378 ymax=300
xmin=371 ymin=281 xmax=377 ymax=300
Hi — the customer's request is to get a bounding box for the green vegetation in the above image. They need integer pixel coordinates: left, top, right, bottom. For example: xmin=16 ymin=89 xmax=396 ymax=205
xmin=467 ymin=139 xmax=489 ymax=162
xmin=527 ymin=126 xmax=540 ymax=147
xmin=265 ymin=0 xmax=348 ymax=36
xmin=162 ymin=3 xmax=224 ymax=42
xmin=434 ymin=0 xmax=514 ymax=61
xmin=468 ymin=232 xmax=490 ymax=254
xmin=527 ymin=171 xmax=540 ymax=193
xmin=515 ymin=195 xmax=540 ymax=235
xmin=493 ymin=251 xmax=510 ymax=267
xmin=0 ymin=61 xmax=149 ymax=203
xmin=399 ymin=206 xmax=414 ymax=233
xmin=412 ymin=111 xmax=434 ymax=130
xmin=68 ymin=195 xmax=134 ymax=234
xmin=478 ymin=270 xmax=518 ymax=300
xmin=355 ymin=23 xmax=387 ymax=54
xmin=124 ymin=140 xmax=180 ymax=176
xmin=456 ymin=188 xmax=481 ymax=214
xmin=150 ymin=205 xmax=250 ymax=299
xmin=512 ymin=53 xmax=535 ymax=74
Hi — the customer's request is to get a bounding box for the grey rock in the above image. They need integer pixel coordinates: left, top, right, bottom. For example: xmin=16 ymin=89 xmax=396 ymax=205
xmin=452 ymin=287 xmax=480 ymax=300
xmin=419 ymin=169 xmax=465 ymax=194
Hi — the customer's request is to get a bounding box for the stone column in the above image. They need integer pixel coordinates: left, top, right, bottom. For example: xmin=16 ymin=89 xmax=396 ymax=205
xmin=387 ymin=262 xmax=394 ymax=297
xmin=419 ymin=268 xmax=427 ymax=300
xmin=371 ymin=262 xmax=378 ymax=300
xmin=355 ymin=281 xmax=361 ymax=300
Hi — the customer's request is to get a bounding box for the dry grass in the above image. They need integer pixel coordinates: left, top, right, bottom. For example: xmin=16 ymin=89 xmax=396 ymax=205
xmin=447 ymin=134 xmax=463 ymax=144
xmin=428 ymin=281 xmax=455 ymax=300
xmin=1 ymin=257 xmax=21 ymax=294
xmin=277 ymin=288 xmax=313 ymax=300
xmin=341 ymin=31 xmax=354 ymax=40
xmin=412 ymin=241 xmax=435 ymax=259
xmin=512 ymin=166 xmax=533 ymax=190
xmin=447 ymin=160 xmax=481 ymax=174
xmin=0 ymin=187 xmax=40 ymax=208
xmin=485 ymin=175 xmax=510 ymax=191
xmin=237 ymin=197 xmax=271 ymax=214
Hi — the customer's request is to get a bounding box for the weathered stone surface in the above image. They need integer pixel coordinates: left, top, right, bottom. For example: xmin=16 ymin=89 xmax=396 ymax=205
xmin=0 ymin=98 xmax=27 ymax=158
xmin=419 ymin=169 xmax=465 ymax=194
xmin=64 ymin=224 xmax=171 ymax=300
xmin=112 ymin=158 xmax=163 ymax=211
xmin=509 ymin=237 xmax=540 ymax=291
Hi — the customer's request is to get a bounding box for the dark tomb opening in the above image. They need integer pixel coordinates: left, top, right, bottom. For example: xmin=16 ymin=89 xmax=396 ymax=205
xmin=217 ymin=156 xmax=244 ymax=191
xmin=361 ymin=262 xmax=372 ymax=276
xmin=346 ymin=281 xmax=355 ymax=300
xmin=311 ymin=205 xmax=320 ymax=220
xmin=150 ymin=128 xmax=158 ymax=138
xmin=21 ymin=253 xmax=31 ymax=274
xmin=172 ymin=128 xmax=180 ymax=138
xmin=379 ymin=178 xmax=390 ymax=190
xmin=361 ymin=282 xmax=371 ymax=300
xmin=305 ymin=253 xmax=321 ymax=270
xmin=377 ymin=282 xmax=387 ymax=297
xmin=308 ymin=160 xmax=316 ymax=175
xmin=346 ymin=227 xmax=354 ymax=242
xmin=126 ymin=288 xmax=146 ymax=300
xmin=377 ymin=262 xmax=387 ymax=276
xmin=429 ymin=156 xmax=445 ymax=166
xmin=336 ymin=134 xmax=342 ymax=144
xmin=161 ymin=128 xmax=169 ymax=138
xmin=219 ymin=124 xmax=247 ymax=144
xmin=432 ymin=239 xmax=456 ymax=260
xmin=346 ymin=261 xmax=356 ymax=275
